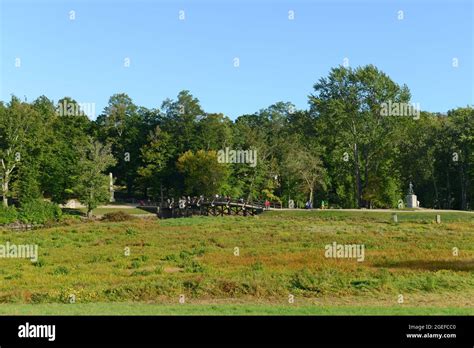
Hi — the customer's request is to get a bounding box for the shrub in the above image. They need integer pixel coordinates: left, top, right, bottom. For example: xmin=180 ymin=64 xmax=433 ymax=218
xmin=32 ymin=259 xmax=46 ymax=268
xmin=18 ymin=200 xmax=62 ymax=224
xmin=101 ymin=211 xmax=134 ymax=222
xmin=53 ymin=266 xmax=70 ymax=275
xmin=125 ymin=227 xmax=137 ymax=235
xmin=0 ymin=206 xmax=18 ymax=224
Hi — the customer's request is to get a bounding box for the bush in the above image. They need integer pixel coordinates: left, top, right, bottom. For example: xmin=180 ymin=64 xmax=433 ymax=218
xmin=0 ymin=206 xmax=18 ymax=224
xmin=53 ymin=266 xmax=70 ymax=276
xmin=18 ymin=200 xmax=62 ymax=224
xmin=101 ymin=211 xmax=134 ymax=222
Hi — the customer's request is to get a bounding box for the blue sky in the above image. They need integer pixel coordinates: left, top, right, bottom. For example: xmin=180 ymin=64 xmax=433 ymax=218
xmin=1 ymin=0 xmax=473 ymax=119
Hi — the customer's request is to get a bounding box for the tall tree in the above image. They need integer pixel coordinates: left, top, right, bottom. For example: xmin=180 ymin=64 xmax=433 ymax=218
xmin=310 ymin=65 xmax=411 ymax=208
xmin=96 ymin=94 xmax=144 ymax=196
xmin=0 ymin=97 xmax=42 ymax=207
xmin=75 ymin=137 xmax=116 ymax=217
xmin=39 ymin=97 xmax=92 ymax=203
xmin=160 ymin=90 xmax=205 ymax=154
xmin=137 ymin=126 xmax=174 ymax=200
xmin=447 ymin=107 xmax=473 ymax=210
xmin=285 ymin=147 xmax=327 ymax=206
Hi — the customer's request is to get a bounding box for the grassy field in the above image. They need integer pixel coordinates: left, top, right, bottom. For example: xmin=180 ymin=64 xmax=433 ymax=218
xmin=0 ymin=210 xmax=473 ymax=315
xmin=0 ymin=303 xmax=472 ymax=315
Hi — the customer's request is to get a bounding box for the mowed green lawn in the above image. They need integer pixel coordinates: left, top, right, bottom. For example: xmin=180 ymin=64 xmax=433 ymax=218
xmin=0 ymin=303 xmax=472 ymax=315
xmin=0 ymin=210 xmax=473 ymax=315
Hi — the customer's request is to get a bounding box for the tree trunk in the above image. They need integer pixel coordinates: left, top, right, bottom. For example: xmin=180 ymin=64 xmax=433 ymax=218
xmin=160 ymin=183 xmax=164 ymax=206
xmin=88 ymin=189 xmax=94 ymax=218
xmin=363 ymin=148 xmax=369 ymax=209
xmin=247 ymin=175 xmax=255 ymax=202
xmin=2 ymin=176 xmax=8 ymax=207
xmin=127 ymin=177 xmax=134 ymax=197
xmin=431 ymin=172 xmax=439 ymax=208
xmin=460 ymin=164 xmax=467 ymax=210
xmin=353 ymin=143 xmax=362 ymax=208
xmin=309 ymin=188 xmax=314 ymax=208
xmin=446 ymin=170 xmax=451 ymax=209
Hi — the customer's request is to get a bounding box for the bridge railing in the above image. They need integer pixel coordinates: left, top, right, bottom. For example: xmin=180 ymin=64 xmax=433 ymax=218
xmin=158 ymin=197 xmax=266 ymax=209
xmin=156 ymin=196 xmax=268 ymax=219
xmin=251 ymin=199 xmax=283 ymax=209
xmin=116 ymin=196 xmax=281 ymax=209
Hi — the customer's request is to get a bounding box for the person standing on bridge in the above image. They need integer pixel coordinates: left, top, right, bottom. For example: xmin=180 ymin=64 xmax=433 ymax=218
xmin=265 ymin=200 xmax=270 ymax=210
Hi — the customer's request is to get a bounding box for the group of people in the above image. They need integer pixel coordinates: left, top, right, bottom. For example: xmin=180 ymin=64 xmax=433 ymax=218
xmin=143 ymin=195 xmax=322 ymax=210
xmin=158 ymin=195 xmax=274 ymax=210
xmin=164 ymin=195 xmax=247 ymax=209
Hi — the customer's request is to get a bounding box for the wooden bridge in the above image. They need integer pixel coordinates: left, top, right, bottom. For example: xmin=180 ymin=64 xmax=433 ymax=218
xmin=155 ymin=197 xmax=266 ymax=219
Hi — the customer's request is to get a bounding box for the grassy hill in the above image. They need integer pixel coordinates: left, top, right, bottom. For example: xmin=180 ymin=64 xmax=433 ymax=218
xmin=0 ymin=210 xmax=472 ymax=315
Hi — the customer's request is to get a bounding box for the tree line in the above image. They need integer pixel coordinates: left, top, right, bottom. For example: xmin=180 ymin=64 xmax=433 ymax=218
xmin=0 ymin=65 xmax=472 ymax=214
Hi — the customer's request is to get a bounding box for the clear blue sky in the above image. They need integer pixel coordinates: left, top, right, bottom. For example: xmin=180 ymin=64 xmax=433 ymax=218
xmin=1 ymin=0 xmax=473 ymax=119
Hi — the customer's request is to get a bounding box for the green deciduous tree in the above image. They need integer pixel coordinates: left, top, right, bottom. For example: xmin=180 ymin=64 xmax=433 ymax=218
xmin=177 ymin=150 xmax=229 ymax=196
xmin=285 ymin=147 xmax=327 ymax=207
xmin=0 ymin=97 xmax=43 ymax=207
xmin=310 ymin=65 xmax=411 ymax=208
xmin=75 ymin=137 xmax=116 ymax=217
xmin=138 ymin=126 xmax=173 ymax=200
xmin=96 ymin=94 xmax=146 ymax=196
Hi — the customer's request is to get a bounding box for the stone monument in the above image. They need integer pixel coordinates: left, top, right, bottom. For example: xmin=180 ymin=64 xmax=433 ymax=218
xmin=405 ymin=182 xmax=418 ymax=208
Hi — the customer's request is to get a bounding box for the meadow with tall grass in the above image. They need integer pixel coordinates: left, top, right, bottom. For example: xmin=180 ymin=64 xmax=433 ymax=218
xmin=0 ymin=210 xmax=472 ymax=315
